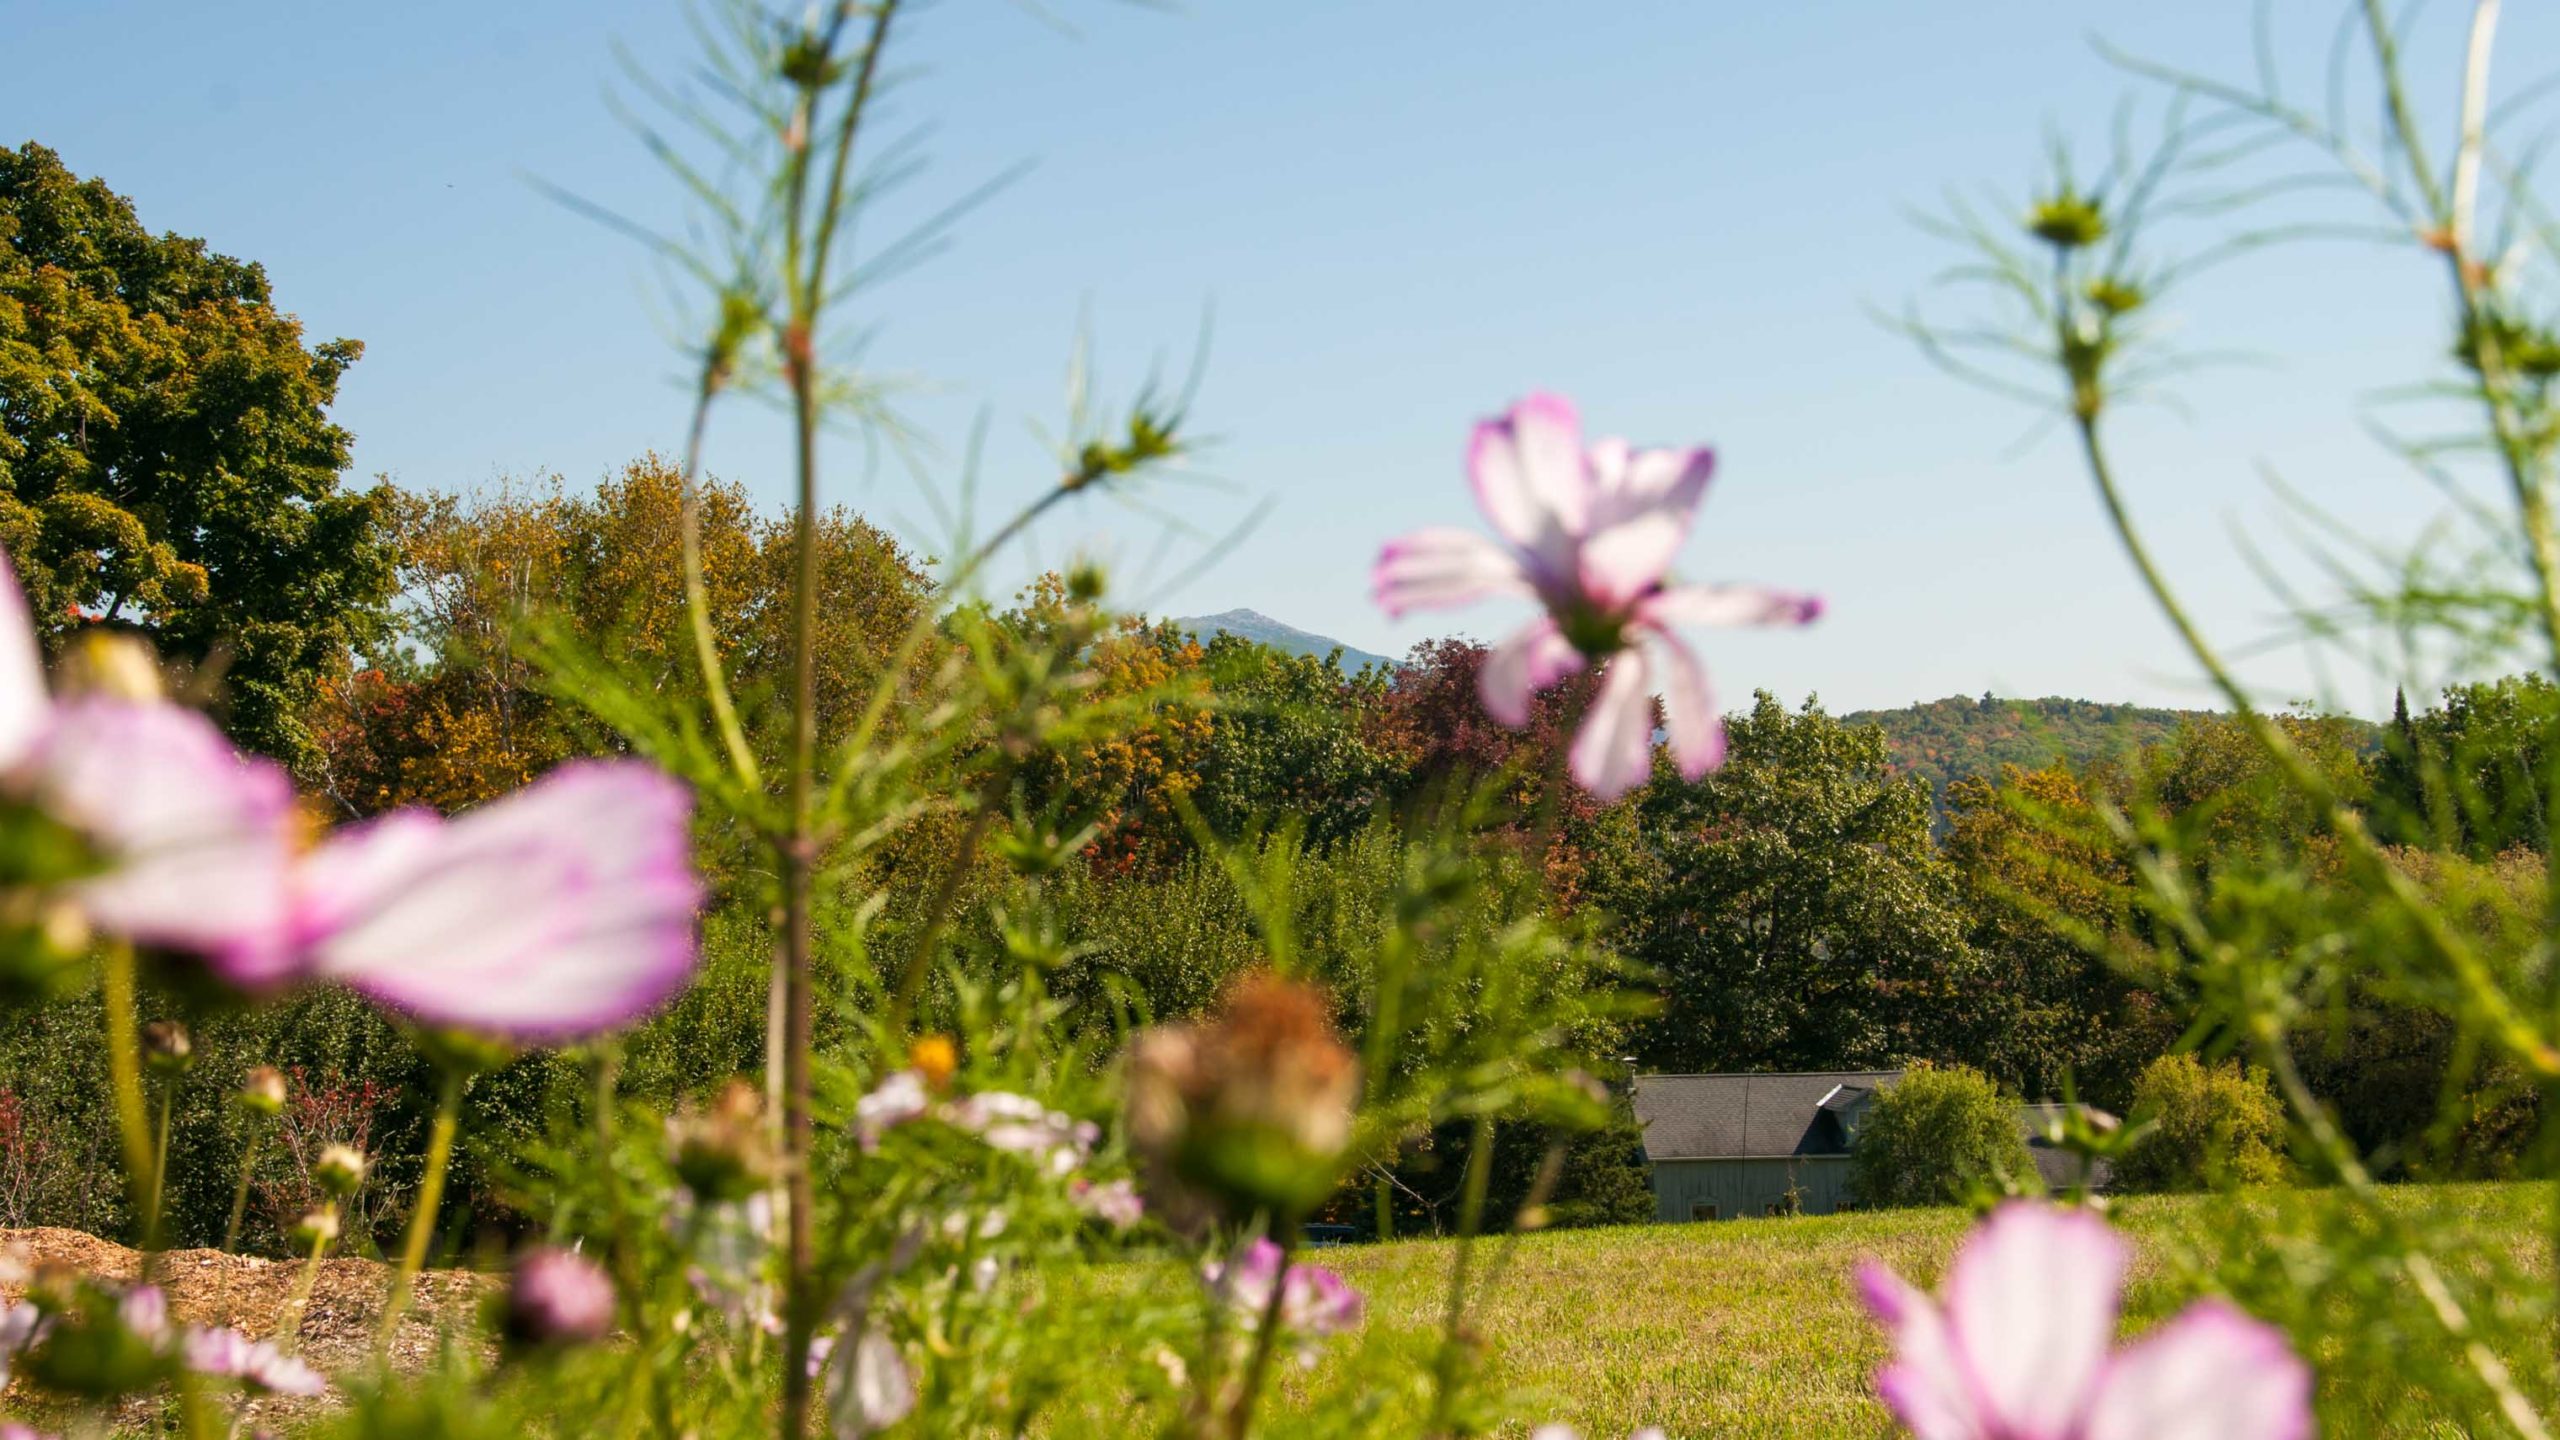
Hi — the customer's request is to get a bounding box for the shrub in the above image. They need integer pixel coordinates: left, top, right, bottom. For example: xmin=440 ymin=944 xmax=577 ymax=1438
xmin=1849 ymin=1063 xmax=2035 ymax=1208
xmin=2112 ymin=1053 xmax=2288 ymax=1192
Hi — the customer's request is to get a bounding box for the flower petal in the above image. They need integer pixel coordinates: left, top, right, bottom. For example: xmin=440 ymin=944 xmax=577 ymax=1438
xmin=1647 ymin=627 xmax=1723 ymax=779
xmin=1469 ymin=393 xmax=1589 ymax=564
xmin=38 ymin=700 xmax=297 ymax=979
xmin=1478 ymin=619 xmax=1585 ymax=729
xmin=301 ymin=761 xmax=703 ymax=1040
xmin=1568 ymin=650 xmax=1656 ymax=802
xmin=1371 ymin=527 xmax=1531 ymax=618
xmin=2083 ymin=1300 xmax=2313 ymax=1440
xmin=1641 ymin=583 xmax=1826 ymax=629
xmin=1945 ymin=1202 xmax=2128 ymax=1440
xmin=1859 ymin=1261 xmax=1985 ymax=1440
xmin=0 ymin=551 xmax=48 ymax=770
xmin=1579 ymin=444 xmax=1714 ymax=609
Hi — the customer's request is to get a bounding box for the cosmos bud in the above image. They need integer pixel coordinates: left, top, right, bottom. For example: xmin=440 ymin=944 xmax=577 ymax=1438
xmin=54 ymin=632 xmax=165 ymax=704
xmin=140 ymin=1021 xmax=192 ymax=1077
xmin=1123 ymin=971 xmax=1359 ymax=1227
xmin=290 ymin=1209 xmax=340 ymax=1249
xmin=238 ymin=1065 xmax=288 ymax=1116
xmin=312 ymin=1145 xmax=366 ymax=1200
xmin=668 ymin=1078 xmax=771 ymax=1203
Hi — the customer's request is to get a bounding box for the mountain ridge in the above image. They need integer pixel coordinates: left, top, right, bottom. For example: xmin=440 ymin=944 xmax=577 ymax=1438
xmin=1173 ymin=608 xmax=1398 ymax=670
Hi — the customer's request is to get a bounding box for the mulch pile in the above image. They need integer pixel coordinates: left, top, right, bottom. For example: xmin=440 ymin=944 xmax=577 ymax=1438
xmin=1 ymin=1225 xmax=494 ymax=1428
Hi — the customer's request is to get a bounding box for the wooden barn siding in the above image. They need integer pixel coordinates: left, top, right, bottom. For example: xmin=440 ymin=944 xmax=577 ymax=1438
xmin=1649 ymin=1157 xmax=1857 ymax=1221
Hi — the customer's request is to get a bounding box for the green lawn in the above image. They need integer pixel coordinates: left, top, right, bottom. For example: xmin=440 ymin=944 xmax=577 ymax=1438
xmin=1240 ymin=1183 xmax=2554 ymax=1439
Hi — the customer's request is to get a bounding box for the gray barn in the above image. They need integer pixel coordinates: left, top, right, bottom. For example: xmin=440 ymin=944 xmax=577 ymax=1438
xmin=1631 ymin=1071 xmax=2108 ymax=1221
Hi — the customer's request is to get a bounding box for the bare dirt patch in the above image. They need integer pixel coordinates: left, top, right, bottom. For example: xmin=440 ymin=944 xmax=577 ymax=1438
xmin=1 ymin=1225 xmax=494 ymax=1429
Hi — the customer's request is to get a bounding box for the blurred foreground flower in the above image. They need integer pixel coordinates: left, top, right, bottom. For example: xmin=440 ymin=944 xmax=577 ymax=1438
xmin=1202 ymin=1237 xmax=1362 ymax=1365
xmin=1125 ymin=971 xmax=1359 ymax=1226
xmin=1372 ymin=393 xmax=1821 ymax=799
xmin=281 ymin=760 xmax=704 ymax=1039
xmin=181 ymin=1326 xmax=327 ymax=1396
xmin=504 ymin=1247 xmax=617 ymax=1349
xmin=1859 ymin=1202 xmax=2311 ymax=1440
xmin=0 ymin=550 xmax=297 ymax=980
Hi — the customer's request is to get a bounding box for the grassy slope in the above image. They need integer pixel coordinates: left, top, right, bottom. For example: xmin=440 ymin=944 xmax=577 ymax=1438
xmin=1245 ymin=1182 xmax=2549 ymax=1439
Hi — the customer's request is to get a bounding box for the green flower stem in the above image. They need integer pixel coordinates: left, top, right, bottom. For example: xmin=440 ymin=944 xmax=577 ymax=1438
xmin=148 ymin=1082 xmax=174 ymax=1245
xmin=1221 ymin=1227 xmax=1298 ymax=1440
xmin=378 ymin=1066 xmax=464 ymax=1348
xmin=274 ymin=1224 xmax=334 ymax=1352
xmin=98 ymin=943 xmax=159 ymax=1254
xmin=220 ymin=1133 xmax=262 ymax=1257
xmin=1427 ymin=1113 xmax=1499 ymax=1437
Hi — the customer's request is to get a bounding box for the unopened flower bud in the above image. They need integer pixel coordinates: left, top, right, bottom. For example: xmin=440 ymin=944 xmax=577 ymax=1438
xmin=290 ymin=1209 xmax=340 ymax=1249
xmin=312 ymin=1145 xmax=366 ymax=1199
xmin=668 ymin=1078 xmax=770 ymax=1202
xmin=238 ymin=1066 xmax=287 ymax=1116
xmin=140 ymin=1021 xmax=192 ymax=1077
xmin=1124 ymin=971 xmax=1359 ymax=1227
xmin=502 ymin=1247 xmax=616 ymax=1350
xmin=54 ymin=632 xmax=165 ymax=703
xmin=2027 ymin=192 xmax=2107 ymax=250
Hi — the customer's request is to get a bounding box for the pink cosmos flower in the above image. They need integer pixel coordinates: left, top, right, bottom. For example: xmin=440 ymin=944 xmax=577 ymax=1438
xmin=182 ymin=1326 xmax=328 ymax=1396
xmin=0 ymin=551 xmax=298 ymax=972
xmin=505 ymin=1247 xmax=618 ymax=1347
xmin=1859 ymin=1202 xmax=2312 ymax=1440
xmin=1373 ymin=393 xmax=1822 ymax=800
xmin=1203 ymin=1238 xmax=1362 ymax=1363
xmin=278 ymin=761 xmax=704 ymax=1039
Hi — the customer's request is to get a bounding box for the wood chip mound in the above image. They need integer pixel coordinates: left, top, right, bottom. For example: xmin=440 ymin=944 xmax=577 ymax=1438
xmin=1 ymin=1225 xmax=494 ymax=1426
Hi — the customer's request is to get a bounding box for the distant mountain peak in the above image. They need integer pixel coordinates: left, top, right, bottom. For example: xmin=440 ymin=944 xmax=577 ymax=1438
xmin=1173 ymin=609 xmax=1396 ymax=670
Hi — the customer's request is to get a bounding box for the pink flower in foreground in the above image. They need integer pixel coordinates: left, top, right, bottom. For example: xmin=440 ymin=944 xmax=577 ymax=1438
xmin=1203 ymin=1238 xmax=1362 ymax=1362
xmin=1859 ymin=1202 xmax=2312 ymax=1440
xmin=182 ymin=1325 xmax=328 ymax=1396
xmin=279 ymin=761 xmax=704 ymax=1040
xmin=0 ymin=551 xmax=298 ymax=972
xmin=1373 ymin=393 xmax=1821 ymax=800
xmin=505 ymin=1247 xmax=617 ymax=1347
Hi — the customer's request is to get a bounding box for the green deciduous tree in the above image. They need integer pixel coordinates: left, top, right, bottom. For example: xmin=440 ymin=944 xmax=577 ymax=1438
xmin=0 ymin=142 xmax=396 ymax=766
xmin=2112 ymin=1053 xmax=2288 ymax=1193
xmin=1849 ymin=1062 xmax=2035 ymax=1208
xmin=1605 ymin=693 xmax=1978 ymax=1073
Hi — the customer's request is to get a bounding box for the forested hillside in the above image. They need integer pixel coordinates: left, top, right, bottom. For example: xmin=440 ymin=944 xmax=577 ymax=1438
xmin=1845 ymin=694 xmax=2239 ymax=809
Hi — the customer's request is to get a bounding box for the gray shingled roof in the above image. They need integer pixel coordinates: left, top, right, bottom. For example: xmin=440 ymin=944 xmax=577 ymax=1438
xmin=1631 ymin=1071 xmax=1905 ymax=1160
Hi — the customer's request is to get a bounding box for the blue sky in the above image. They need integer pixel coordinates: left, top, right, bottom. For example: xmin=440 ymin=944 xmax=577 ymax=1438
xmin=11 ymin=1 xmax=2551 ymax=716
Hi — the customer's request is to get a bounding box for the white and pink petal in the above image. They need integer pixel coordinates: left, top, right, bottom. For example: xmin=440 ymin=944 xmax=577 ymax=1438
xmin=2082 ymin=1299 xmax=2313 ymax=1440
xmin=36 ymin=700 xmax=299 ymax=983
xmin=299 ymin=761 xmax=702 ymax=1040
xmin=1944 ymin=1203 xmax=2127 ymax=1440
xmin=1478 ymin=619 xmax=1585 ymax=729
xmin=1859 ymin=1262 xmax=1987 ymax=1440
xmin=1579 ymin=444 xmax=1715 ymax=610
xmin=0 ymin=550 xmax=48 ymax=771
xmin=1646 ymin=628 xmax=1724 ymax=779
xmin=1371 ymin=527 xmax=1531 ymax=618
xmin=1640 ymin=583 xmax=1825 ymax=629
xmin=1567 ymin=651 xmax=1657 ymax=803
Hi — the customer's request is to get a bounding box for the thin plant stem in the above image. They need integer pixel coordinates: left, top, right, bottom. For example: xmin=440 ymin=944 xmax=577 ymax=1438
xmin=678 ymin=373 xmax=761 ymax=792
xmin=883 ymin=765 xmax=1008 ymax=1037
xmin=776 ymin=10 xmax=899 ymax=1435
xmin=273 ymin=1225 xmax=334 ymax=1352
xmin=378 ymin=1067 xmax=464 ymax=1349
xmin=220 ymin=1134 xmax=262 ymax=1257
xmin=148 ymin=1082 xmax=174 ymax=1244
xmin=99 ymin=943 xmax=158 ymax=1255
xmin=1427 ymin=1113 xmax=1499 ymax=1438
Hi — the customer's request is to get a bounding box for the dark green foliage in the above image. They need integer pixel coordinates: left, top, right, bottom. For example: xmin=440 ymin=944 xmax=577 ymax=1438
xmin=1848 ymin=1062 xmax=2035 ymax=1207
xmin=1187 ymin=635 xmax=1401 ymax=846
xmin=0 ymin=142 xmax=397 ymax=768
xmin=1606 ymin=694 xmax=1978 ymax=1075
xmin=2112 ymin=1053 xmax=2288 ymax=1193
xmin=2369 ymin=676 xmax=2560 ymax=857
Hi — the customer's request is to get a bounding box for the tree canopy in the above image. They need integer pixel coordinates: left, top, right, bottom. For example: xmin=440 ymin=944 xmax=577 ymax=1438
xmin=0 ymin=142 xmax=395 ymax=766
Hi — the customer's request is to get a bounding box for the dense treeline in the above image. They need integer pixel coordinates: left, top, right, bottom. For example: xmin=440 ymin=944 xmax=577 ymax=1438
xmin=6 ymin=146 xmax=2553 ymax=1250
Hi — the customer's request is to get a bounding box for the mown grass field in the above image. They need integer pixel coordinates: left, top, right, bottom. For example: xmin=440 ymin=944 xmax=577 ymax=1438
xmin=1233 ymin=1183 xmax=2554 ymax=1439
